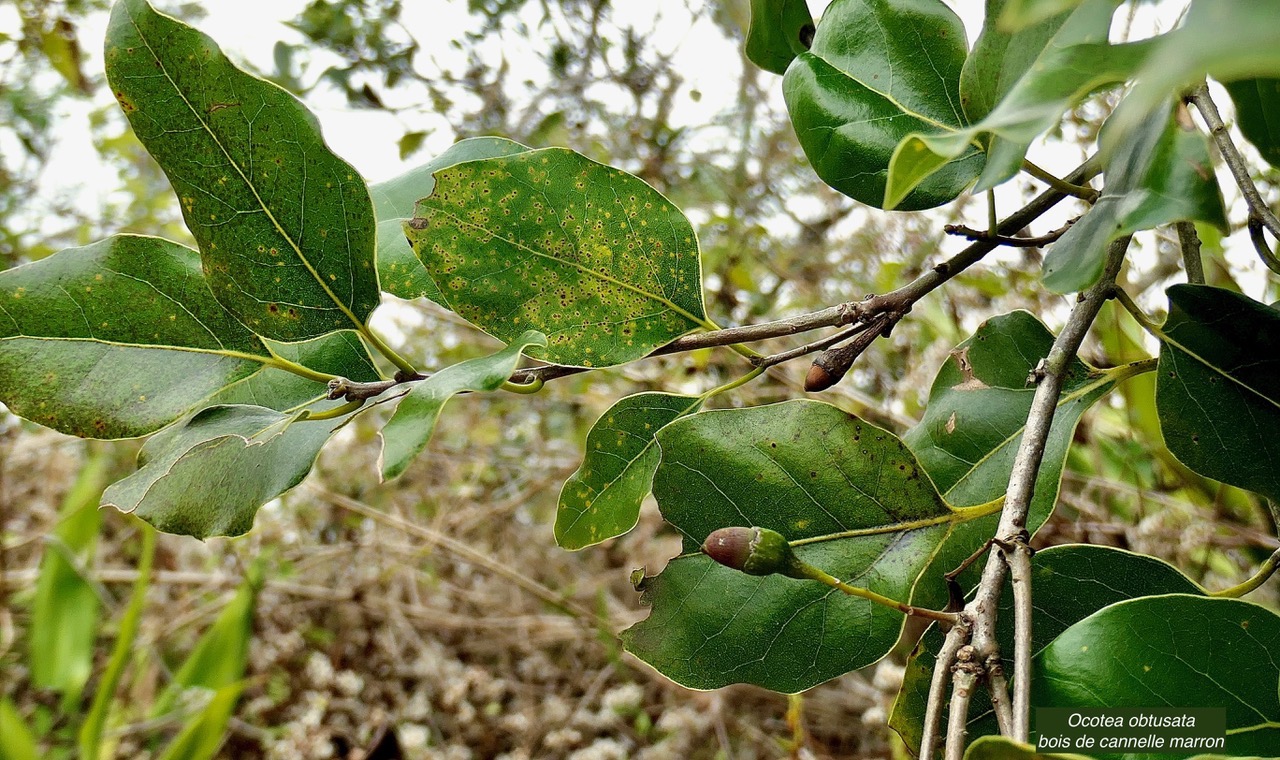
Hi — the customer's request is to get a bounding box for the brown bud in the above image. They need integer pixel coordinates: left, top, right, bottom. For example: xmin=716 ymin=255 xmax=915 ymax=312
xmin=805 ymin=364 xmax=835 ymax=392
xmin=702 ymin=527 xmax=805 ymax=578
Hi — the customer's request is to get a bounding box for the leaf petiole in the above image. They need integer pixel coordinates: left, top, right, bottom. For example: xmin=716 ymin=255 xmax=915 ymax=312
xmin=501 ymin=377 xmax=544 ymax=394
xmin=1021 ymin=159 xmax=1099 ymax=202
xmin=796 ymin=562 xmax=959 ymax=626
xmin=1211 ymin=548 xmax=1280 ymax=598
xmin=299 ymin=399 xmax=365 ymax=422
xmin=701 ymin=366 xmax=766 ymax=400
xmin=360 ymin=326 xmax=419 ymax=377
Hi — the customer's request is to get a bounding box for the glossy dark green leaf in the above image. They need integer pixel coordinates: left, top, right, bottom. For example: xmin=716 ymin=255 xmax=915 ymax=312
xmin=622 ymin=400 xmax=994 ymax=693
xmin=963 ymin=736 xmax=1091 ymax=760
xmin=903 ymin=311 xmax=1119 ymax=610
xmin=1225 ymin=78 xmax=1280 ymax=169
xmin=407 ymin=148 xmax=707 ymax=366
xmin=781 ymin=0 xmax=984 ymax=210
xmin=1033 ymin=595 xmax=1280 ymax=757
xmin=0 ymin=235 xmax=270 ymax=439
xmin=30 ymin=453 xmax=108 ymax=701
xmin=891 ymin=545 xmax=1202 ymax=754
xmin=212 ymin=331 xmax=380 ymax=411
xmin=371 ymin=137 xmax=529 ymax=300
xmin=1044 ymin=104 xmax=1228 ymax=293
xmin=1156 ymin=285 xmax=1280 ymax=503
xmin=888 ymin=0 xmax=1133 ymax=202
xmin=745 ymin=0 xmax=813 ymax=75
xmin=555 ymin=392 xmax=702 ymax=550
xmin=380 ymin=330 xmax=547 ymax=480
xmin=105 ymin=0 xmax=379 ymax=340
xmin=101 ymin=405 xmax=338 ymax=538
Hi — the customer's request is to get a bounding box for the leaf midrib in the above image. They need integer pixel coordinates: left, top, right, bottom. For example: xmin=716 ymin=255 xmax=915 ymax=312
xmin=120 ymin=2 xmax=365 ymax=329
xmin=1159 ymin=325 xmax=1280 ymax=412
xmin=0 ymin=334 xmax=271 ymax=365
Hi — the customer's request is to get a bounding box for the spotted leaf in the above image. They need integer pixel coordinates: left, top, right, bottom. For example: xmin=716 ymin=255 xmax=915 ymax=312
xmin=406 ymin=148 xmax=708 ymax=368
xmin=105 ymin=0 xmax=379 ymax=340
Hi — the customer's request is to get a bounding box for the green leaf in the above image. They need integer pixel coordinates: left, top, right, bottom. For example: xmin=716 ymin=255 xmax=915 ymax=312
xmin=371 ymin=137 xmax=529 ymax=300
xmin=555 ymin=392 xmax=702 ymax=550
xmin=1033 ymin=595 xmax=1280 ymax=757
xmin=380 ymin=330 xmax=547 ymax=481
xmin=889 ymin=2 xmax=1146 ymax=200
xmin=0 ymin=235 xmax=271 ymax=439
xmin=407 ymin=148 xmax=708 ymax=366
xmin=1043 ymin=103 xmax=1228 ymax=293
xmin=101 ymin=406 xmax=339 ymax=538
xmin=1115 ymin=0 xmax=1280 ymax=141
xmin=0 ymin=698 xmax=40 ymax=760
xmin=1156 ymin=285 xmax=1280 ymax=504
xmin=891 ymin=544 xmax=1203 ymax=754
xmin=398 ymin=130 xmax=427 ymax=160
xmin=996 ymin=0 xmax=1086 ymax=33
xmin=212 ymin=331 xmax=380 ymax=411
xmin=903 ymin=311 xmax=1118 ymax=610
xmin=29 ymin=452 xmax=108 ymax=703
xmin=960 ymin=0 xmax=1080 ymax=123
xmin=153 ymin=567 xmax=260 ymax=719
xmin=745 ymin=0 xmax=813 ymax=75
xmin=155 ymin=683 xmax=243 ymax=760
xmin=782 ymin=0 xmax=984 ymax=210
xmin=622 ymin=400 xmax=990 ymax=693
xmin=105 ymin=0 xmax=379 ymax=341
xmin=963 ymin=736 xmax=1092 ymax=760
xmin=1225 ymin=78 xmax=1280 ymax=169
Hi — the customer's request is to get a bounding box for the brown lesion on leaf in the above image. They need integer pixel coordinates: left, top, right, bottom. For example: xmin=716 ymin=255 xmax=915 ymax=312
xmin=949 ymin=346 xmax=990 ymax=391
xmin=114 ymin=91 xmax=137 ymax=113
xmin=208 ymin=101 xmax=240 ymax=114
xmin=945 ymin=411 xmax=957 ymax=435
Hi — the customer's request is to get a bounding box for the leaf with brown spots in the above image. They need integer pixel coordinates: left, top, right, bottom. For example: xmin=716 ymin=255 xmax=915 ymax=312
xmin=902 ymin=310 xmax=1115 ymax=610
xmin=407 ymin=148 xmax=709 ymax=368
xmin=0 ymin=235 xmax=273 ymax=439
xmin=105 ymin=0 xmax=379 ymax=340
xmin=622 ymin=400 xmax=999 ymax=692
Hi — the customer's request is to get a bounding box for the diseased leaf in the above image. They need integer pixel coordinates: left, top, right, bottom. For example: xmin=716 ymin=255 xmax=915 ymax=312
xmin=903 ymin=311 xmax=1117 ymax=610
xmin=622 ymin=400 xmax=994 ymax=693
xmin=1033 ymin=595 xmax=1280 ymax=758
xmin=782 ymin=0 xmax=984 ymax=210
xmin=101 ymin=405 xmax=338 ymax=538
xmin=891 ymin=545 xmax=1203 ymax=754
xmin=407 ymin=148 xmax=707 ymax=366
xmin=888 ymin=1 xmax=1144 ymax=202
xmin=1225 ymin=78 xmax=1280 ymax=169
xmin=372 ymin=137 xmax=530 ymax=300
xmin=555 ymin=392 xmax=702 ymax=550
xmin=1043 ymin=103 xmax=1228 ymax=293
xmin=745 ymin=0 xmax=813 ymax=75
xmin=380 ymin=330 xmax=547 ymax=480
xmin=212 ymin=331 xmax=380 ymax=411
xmin=0 ymin=235 xmax=270 ymax=439
xmin=1156 ymin=285 xmax=1280 ymax=503
xmin=105 ymin=0 xmax=379 ymax=341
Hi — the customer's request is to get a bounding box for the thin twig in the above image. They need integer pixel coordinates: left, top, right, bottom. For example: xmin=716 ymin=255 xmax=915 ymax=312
xmin=754 ymin=323 xmax=871 ymax=369
xmin=1021 ymin=159 xmax=1100 ymax=202
xmin=1248 ymin=217 xmax=1280 ymax=275
xmin=1174 ymin=220 xmax=1205 ymax=283
xmin=1006 ymin=541 xmax=1034 ymax=741
xmin=936 ymin=236 xmax=1132 ymax=755
xmin=944 ymin=218 xmax=1077 ymax=248
xmin=986 ymin=660 xmax=1015 ymax=738
xmin=328 ymin=156 xmax=1102 ymax=403
xmin=921 ymin=620 xmax=970 ymax=760
xmin=945 ymin=647 xmax=980 ymax=760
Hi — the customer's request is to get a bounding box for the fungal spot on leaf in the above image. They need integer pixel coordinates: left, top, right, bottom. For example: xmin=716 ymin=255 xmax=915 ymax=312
xmin=945 ymin=412 xmax=957 ymax=434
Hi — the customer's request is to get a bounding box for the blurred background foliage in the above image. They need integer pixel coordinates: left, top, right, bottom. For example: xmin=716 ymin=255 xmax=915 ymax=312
xmin=0 ymin=1 xmax=1276 ymax=758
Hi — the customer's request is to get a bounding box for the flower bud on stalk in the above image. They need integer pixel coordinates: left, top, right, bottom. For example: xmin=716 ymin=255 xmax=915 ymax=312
xmin=701 ymin=526 xmax=810 ymax=579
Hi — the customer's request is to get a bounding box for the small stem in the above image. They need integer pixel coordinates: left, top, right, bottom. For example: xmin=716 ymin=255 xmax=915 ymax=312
xmin=987 ymin=662 xmax=1015 ymax=738
xmin=300 ymin=399 xmax=364 ymax=421
xmin=267 ymin=356 xmax=340 ymax=384
xmin=1248 ymin=217 xmax=1280 ymax=275
xmin=754 ymin=324 xmax=871 ymax=369
xmin=987 ymin=189 xmax=998 ymax=237
xmin=1174 ymin=220 xmax=1205 ymax=284
xmin=1189 ymin=83 xmax=1280 ymax=240
xmin=943 ymin=218 xmax=1077 ymax=248
xmin=1021 ymin=159 xmax=1099 ymax=202
xmin=360 ymin=325 xmax=419 ymax=376
xmin=1212 ymin=548 xmax=1280 ymax=597
xmin=701 ymin=366 xmax=766 ymax=400
xmin=921 ymin=622 xmax=970 ymax=760
xmin=1006 ymin=541 xmax=1033 ymax=742
xmin=1111 ymin=287 xmax=1163 ymax=337
xmin=945 ymin=648 xmax=980 ymax=760
xmin=502 ymin=377 xmax=544 ymax=394
xmin=798 ymin=564 xmax=959 ymax=626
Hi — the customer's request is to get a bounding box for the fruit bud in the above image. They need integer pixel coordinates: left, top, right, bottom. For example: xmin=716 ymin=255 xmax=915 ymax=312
xmin=701 ymin=526 xmax=805 ymax=578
